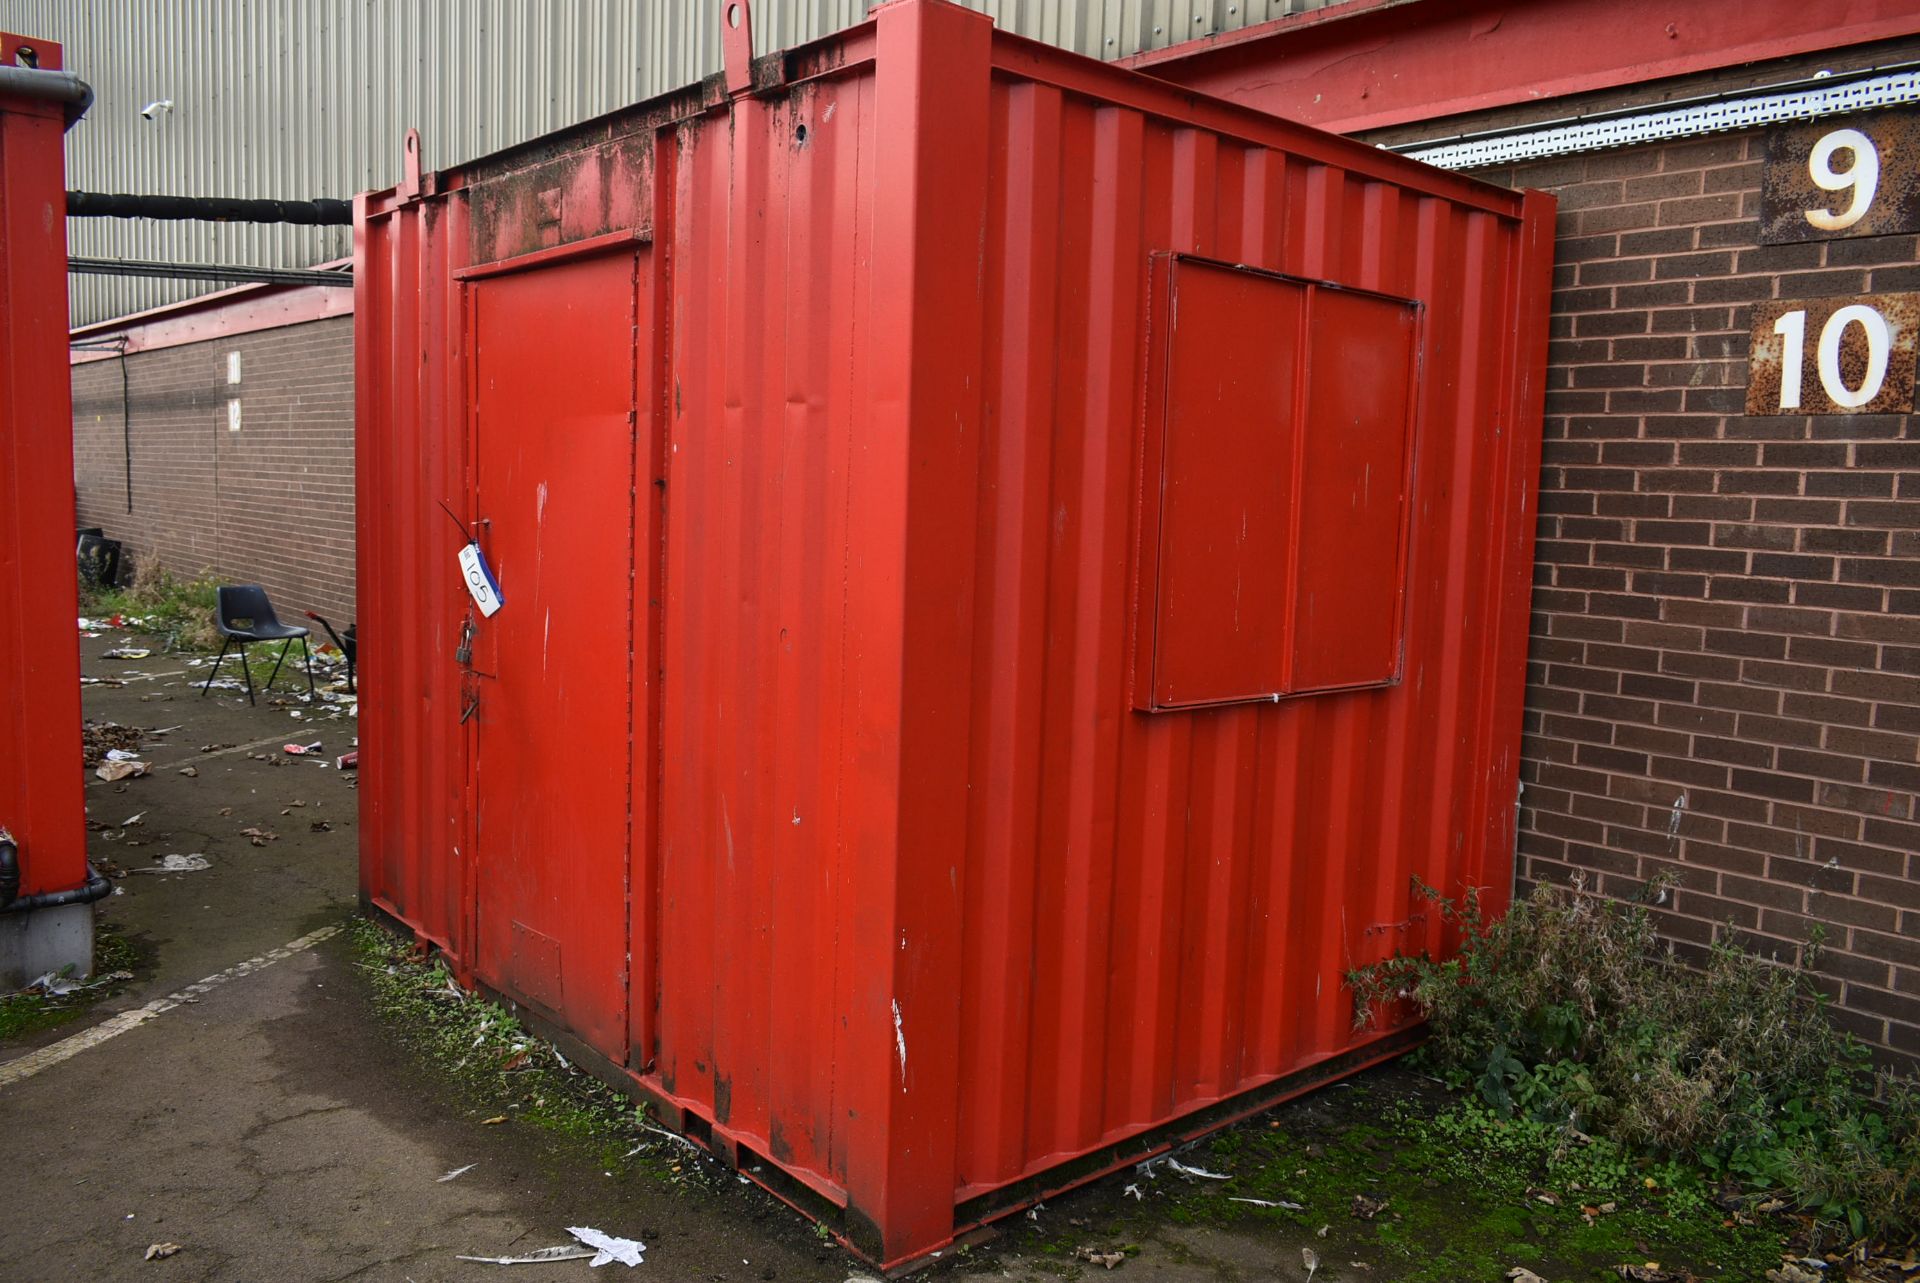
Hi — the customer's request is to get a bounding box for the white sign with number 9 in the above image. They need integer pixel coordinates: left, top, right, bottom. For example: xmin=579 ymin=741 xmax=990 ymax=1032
xmin=1805 ymin=127 xmax=1881 ymax=232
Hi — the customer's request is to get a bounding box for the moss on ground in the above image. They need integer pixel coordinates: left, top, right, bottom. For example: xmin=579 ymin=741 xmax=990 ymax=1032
xmin=1015 ymin=1075 xmax=1789 ymax=1282
xmin=0 ymin=922 xmax=142 ymax=1043
xmin=346 ymin=916 xmax=712 ymax=1187
xmin=345 ymin=917 xmax=1802 ymax=1281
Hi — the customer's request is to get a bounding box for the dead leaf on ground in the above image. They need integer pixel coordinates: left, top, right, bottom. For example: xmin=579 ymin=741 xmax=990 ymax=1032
xmin=1615 ymin=1264 xmax=1689 ymax=1283
xmin=311 ymin=820 xmax=333 ymax=833
xmin=1351 ymin=1193 xmax=1387 ymax=1220
xmin=1508 ymin=1269 xmax=1549 ymax=1283
xmin=1765 ymin=1267 xmax=1824 ymax=1283
xmin=1302 ymin=1246 xmax=1320 ymax=1280
xmin=81 ymin=721 xmax=147 ymax=767
xmin=217 ymin=806 xmax=233 ymax=817
xmin=177 ymin=766 xmax=198 ymax=778
xmin=241 ymin=827 xmax=277 ymax=846
xmin=1073 ymin=1247 xmax=1125 ymax=1270
xmin=480 ymin=1115 xmax=507 ymax=1126
xmin=143 ymin=1242 xmax=181 ymax=1261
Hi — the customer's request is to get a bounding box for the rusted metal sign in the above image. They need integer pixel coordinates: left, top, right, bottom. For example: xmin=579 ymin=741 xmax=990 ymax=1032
xmin=1747 ymin=293 xmax=1920 ymax=416
xmin=1760 ymin=105 xmax=1920 ymax=244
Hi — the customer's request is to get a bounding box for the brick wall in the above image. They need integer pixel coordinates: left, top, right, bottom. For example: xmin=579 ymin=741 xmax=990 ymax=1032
xmin=1471 ymin=133 xmax=1920 ymax=1066
xmin=71 ymin=317 xmax=356 ymax=622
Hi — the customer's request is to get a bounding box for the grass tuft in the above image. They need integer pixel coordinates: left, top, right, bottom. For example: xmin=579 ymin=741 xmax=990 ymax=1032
xmin=346 ymin=916 xmax=712 ymax=1184
xmin=81 ymin=560 xmax=222 ymax=653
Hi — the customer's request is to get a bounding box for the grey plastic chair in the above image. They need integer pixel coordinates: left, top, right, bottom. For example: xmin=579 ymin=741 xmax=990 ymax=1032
xmin=201 ymin=584 xmax=315 ymax=705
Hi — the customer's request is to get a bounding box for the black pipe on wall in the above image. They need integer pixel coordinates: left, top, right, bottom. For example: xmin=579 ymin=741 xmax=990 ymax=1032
xmin=66 ymin=191 xmax=351 ymax=226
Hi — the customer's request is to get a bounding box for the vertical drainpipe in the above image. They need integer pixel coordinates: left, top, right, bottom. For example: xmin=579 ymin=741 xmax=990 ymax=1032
xmin=0 ymin=43 xmax=100 ymax=986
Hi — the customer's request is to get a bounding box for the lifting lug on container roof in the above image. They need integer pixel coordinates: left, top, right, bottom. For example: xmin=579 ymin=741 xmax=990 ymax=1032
xmin=722 ymin=0 xmax=753 ymax=96
xmin=398 ymin=128 xmax=428 ymax=204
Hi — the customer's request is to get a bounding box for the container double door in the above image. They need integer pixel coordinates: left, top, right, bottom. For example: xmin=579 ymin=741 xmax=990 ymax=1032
xmin=464 ymin=246 xmax=645 ymax=1063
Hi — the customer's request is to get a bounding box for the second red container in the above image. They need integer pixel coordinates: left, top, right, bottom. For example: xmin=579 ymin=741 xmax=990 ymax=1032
xmin=355 ymin=0 xmax=1555 ymax=1266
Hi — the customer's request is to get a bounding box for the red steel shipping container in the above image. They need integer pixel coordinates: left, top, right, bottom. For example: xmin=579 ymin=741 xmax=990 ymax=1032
xmin=354 ymin=0 xmax=1554 ymax=1265
xmin=0 ymin=33 xmax=92 ymax=979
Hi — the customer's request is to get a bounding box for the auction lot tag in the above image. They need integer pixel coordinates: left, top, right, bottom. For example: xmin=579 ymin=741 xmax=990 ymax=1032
xmin=458 ymin=541 xmax=505 ymax=617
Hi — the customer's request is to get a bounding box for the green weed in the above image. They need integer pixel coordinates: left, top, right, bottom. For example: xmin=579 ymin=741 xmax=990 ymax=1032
xmin=81 ymin=561 xmax=222 ymax=652
xmin=1350 ymin=877 xmax=1920 ymax=1246
xmin=346 ymin=916 xmax=707 ymax=1182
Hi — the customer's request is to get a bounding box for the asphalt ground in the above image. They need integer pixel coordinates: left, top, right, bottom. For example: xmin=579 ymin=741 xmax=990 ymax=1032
xmin=0 ymin=628 xmax=1563 ymax=1283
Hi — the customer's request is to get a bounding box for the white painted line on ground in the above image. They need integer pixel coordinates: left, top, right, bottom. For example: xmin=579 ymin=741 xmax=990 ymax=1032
xmin=147 ymin=730 xmax=312 ymax=773
xmin=85 ymin=669 xmax=190 ymax=685
xmin=0 ymin=923 xmax=343 ymax=1089
xmin=83 ymin=731 xmax=310 ymax=788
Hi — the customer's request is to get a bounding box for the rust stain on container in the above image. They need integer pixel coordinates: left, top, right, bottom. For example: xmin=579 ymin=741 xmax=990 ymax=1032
xmin=354 ymin=0 xmax=1554 ymax=1268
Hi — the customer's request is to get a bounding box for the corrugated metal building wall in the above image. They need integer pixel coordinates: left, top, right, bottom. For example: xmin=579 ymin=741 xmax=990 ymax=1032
xmin=0 ymin=0 xmax=1338 ymax=325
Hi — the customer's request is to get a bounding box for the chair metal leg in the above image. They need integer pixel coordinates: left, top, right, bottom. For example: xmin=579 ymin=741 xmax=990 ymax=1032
xmin=301 ymin=636 xmax=316 ymax=701
xmin=239 ymin=642 xmax=256 ymax=706
xmin=266 ymin=638 xmax=291 ymax=692
xmin=201 ymin=637 xmax=232 ymax=697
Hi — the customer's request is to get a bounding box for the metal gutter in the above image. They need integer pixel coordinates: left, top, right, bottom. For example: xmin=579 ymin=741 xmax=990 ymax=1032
xmin=0 ymin=63 xmax=90 ymax=129
xmin=1397 ymin=65 xmax=1920 ymax=170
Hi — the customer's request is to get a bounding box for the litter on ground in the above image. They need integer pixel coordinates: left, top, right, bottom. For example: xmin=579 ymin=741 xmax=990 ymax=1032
xmin=130 ymin=854 xmax=211 ymax=874
xmin=454 ymin=1245 xmax=598 ymax=1266
xmin=95 ymin=759 xmax=150 ymax=781
xmin=455 ymin=1228 xmax=644 ymax=1269
xmin=82 ymin=722 xmax=147 ymax=772
xmin=565 ymin=1226 xmax=646 ymax=1267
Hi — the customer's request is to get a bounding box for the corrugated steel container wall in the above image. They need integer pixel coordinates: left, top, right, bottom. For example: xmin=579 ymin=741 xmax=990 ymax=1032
xmin=952 ymin=62 xmax=1549 ymax=1206
xmin=1 ymin=0 xmax=1341 ymax=324
xmin=0 ymin=34 xmax=88 ymax=904
xmin=354 ymin=186 xmax=472 ymax=958
xmin=355 ymin=2 xmax=1553 ymax=1266
xmin=651 ymin=63 xmax=881 ymax=1205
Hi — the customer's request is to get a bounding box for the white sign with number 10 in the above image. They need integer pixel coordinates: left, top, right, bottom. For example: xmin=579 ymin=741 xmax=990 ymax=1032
xmin=1771 ymin=303 xmax=1892 ymax=409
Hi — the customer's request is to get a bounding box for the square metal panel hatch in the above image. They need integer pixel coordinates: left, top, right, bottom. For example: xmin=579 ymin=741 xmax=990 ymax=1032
xmin=1136 ymin=255 xmax=1421 ymax=711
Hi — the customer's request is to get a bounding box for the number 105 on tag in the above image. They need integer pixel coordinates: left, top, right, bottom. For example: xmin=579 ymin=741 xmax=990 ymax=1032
xmin=1746 ymin=294 xmax=1919 ymax=416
